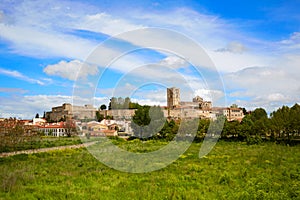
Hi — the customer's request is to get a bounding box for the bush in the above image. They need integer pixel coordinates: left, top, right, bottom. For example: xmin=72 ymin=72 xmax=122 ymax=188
xmin=246 ymin=135 xmax=263 ymax=145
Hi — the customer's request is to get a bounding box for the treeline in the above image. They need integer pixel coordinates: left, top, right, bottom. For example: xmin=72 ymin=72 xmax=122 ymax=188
xmin=130 ymin=104 xmax=300 ymax=144
xmin=108 ymin=97 xmax=141 ymax=110
xmin=218 ymin=104 xmax=300 ymax=144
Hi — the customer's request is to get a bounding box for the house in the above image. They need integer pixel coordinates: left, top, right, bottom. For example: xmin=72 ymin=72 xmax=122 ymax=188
xmin=212 ymin=107 xmax=244 ymax=121
xmin=38 ymin=121 xmax=75 ymax=137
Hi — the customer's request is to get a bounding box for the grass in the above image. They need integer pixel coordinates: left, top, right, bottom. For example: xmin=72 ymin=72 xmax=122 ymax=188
xmin=0 ymin=136 xmax=104 ymax=153
xmin=0 ymin=139 xmax=300 ymax=199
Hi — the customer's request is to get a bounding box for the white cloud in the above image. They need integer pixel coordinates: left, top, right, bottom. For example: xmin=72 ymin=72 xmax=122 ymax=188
xmin=0 ymin=94 xmax=109 ymax=119
xmin=0 ymin=87 xmax=28 ymax=94
xmin=77 ymin=13 xmax=144 ymax=36
xmin=194 ymin=89 xmax=224 ymax=103
xmin=159 ymin=56 xmax=189 ymax=69
xmin=43 ymin=60 xmax=99 ymax=81
xmin=0 ymin=0 xmax=299 ymax=113
xmin=0 ymin=24 xmax=97 ymax=59
xmin=215 ymin=41 xmax=248 ymax=54
xmin=0 ymin=67 xmax=44 ymax=85
xmin=224 ymin=66 xmax=300 ymax=112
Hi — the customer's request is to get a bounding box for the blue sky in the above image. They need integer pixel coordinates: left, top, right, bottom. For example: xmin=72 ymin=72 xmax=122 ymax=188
xmin=0 ymin=0 xmax=299 ymax=118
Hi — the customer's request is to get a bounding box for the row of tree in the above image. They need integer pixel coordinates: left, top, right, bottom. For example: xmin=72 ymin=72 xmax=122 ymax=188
xmin=108 ymin=97 xmax=141 ymax=110
xmin=130 ymin=104 xmax=300 ymax=144
xmin=217 ymin=104 xmax=300 ymax=144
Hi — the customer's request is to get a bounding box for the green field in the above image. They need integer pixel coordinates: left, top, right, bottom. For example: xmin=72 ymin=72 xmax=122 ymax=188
xmin=1 ymin=140 xmax=300 ymax=199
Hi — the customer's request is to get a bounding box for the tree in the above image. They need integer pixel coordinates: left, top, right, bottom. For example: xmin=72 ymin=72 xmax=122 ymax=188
xmin=290 ymin=104 xmax=300 ymax=139
xmin=196 ymin=119 xmax=210 ymax=140
xmin=230 ymin=104 xmax=238 ymax=108
xmin=270 ymin=105 xmax=290 ymax=141
xmin=96 ymin=111 xmax=104 ymax=122
xmin=108 ymin=97 xmax=141 ymax=110
xmin=131 ymin=106 xmax=165 ymax=139
xmin=208 ymin=115 xmax=226 ymax=138
xmin=241 ymin=107 xmax=247 ymax=115
xmin=160 ymin=119 xmax=179 ymax=140
xmin=250 ymin=108 xmax=268 ymax=122
xmin=63 ymin=119 xmax=77 ymax=137
xmin=35 ymin=113 xmax=39 ymax=118
xmin=100 ymin=104 xmax=107 ymax=110
xmin=222 ymin=120 xmax=241 ymax=139
xmin=270 ymin=104 xmax=300 ymax=143
xmin=124 ymin=97 xmax=130 ymax=109
xmin=109 ymin=97 xmax=117 ymax=110
xmin=240 ymin=114 xmax=254 ymax=140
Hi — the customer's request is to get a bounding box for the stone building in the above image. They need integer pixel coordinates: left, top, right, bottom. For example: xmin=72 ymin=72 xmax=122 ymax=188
xmin=99 ymin=109 xmax=136 ymax=120
xmin=192 ymin=95 xmax=212 ymax=110
xmin=167 ymin=87 xmax=180 ymax=109
xmin=46 ymin=103 xmax=97 ymax=121
xmin=212 ymin=107 xmax=244 ymax=121
xmin=72 ymin=104 xmax=97 ymax=120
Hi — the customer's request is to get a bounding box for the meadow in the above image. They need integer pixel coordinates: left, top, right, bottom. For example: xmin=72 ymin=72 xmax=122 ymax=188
xmin=0 ymin=139 xmax=300 ymax=199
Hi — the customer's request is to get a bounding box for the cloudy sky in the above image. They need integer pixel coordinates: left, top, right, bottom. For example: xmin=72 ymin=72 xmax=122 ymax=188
xmin=0 ymin=0 xmax=299 ymax=118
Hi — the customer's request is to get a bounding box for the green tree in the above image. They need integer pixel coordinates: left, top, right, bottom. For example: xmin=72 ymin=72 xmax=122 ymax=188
xmin=124 ymin=97 xmax=130 ymax=109
xmin=96 ymin=111 xmax=104 ymax=122
xmin=222 ymin=120 xmax=241 ymax=139
xmin=100 ymin=104 xmax=107 ymax=110
xmin=131 ymin=106 xmax=165 ymax=139
xmin=35 ymin=113 xmax=39 ymax=118
xmin=290 ymin=104 xmax=300 ymax=139
xmin=208 ymin=115 xmax=226 ymax=138
xmin=196 ymin=119 xmax=210 ymax=140
xmin=109 ymin=97 xmax=117 ymax=110
xmin=270 ymin=105 xmax=290 ymax=141
xmin=240 ymin=114 xmax=254 ymax=140
xmin=158 ymin=119 xmax=179 ymax=140
xmin=250 ymin=108 xmax=268 ymax=122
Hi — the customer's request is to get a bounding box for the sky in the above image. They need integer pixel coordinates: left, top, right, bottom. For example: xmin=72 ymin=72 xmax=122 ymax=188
xmin=0 ymin=0 xmax=299 ymax=119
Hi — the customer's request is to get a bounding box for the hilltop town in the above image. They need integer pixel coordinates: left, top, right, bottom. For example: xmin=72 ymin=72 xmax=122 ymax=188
xmin=0 ymin=87 xmax=244 ymax=138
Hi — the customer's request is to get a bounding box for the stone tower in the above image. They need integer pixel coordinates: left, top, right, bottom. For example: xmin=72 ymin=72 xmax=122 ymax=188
xmin=167 ymin=87 xmax=180 ymax=109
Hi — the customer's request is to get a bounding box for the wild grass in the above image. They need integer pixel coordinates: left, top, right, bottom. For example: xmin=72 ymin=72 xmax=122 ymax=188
xmin=0 ymin=140 xmax=299 ymax=199
xmin=0 ymin=136 xmax=101 ymax=153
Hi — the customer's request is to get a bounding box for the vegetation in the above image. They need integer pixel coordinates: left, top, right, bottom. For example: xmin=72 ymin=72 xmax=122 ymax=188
xmin=95 ymin=111 xmax=105 ymax=122
xmin=0 ymin=139 xmax=300 ymax=199
xmin=219 ymin=104 xmax=300 ymax=144
xmin=130 ymin=104 xmax=300 ymax=145
xmin=131 ymin=106 xmax=165 ymax=139
xmin=100 ymin=104 xmax=107 ymax=110
xmin=108 ymin=97 xmax=141 ymax=110
xmin=0 ymin=136 xmax=84 ymax=153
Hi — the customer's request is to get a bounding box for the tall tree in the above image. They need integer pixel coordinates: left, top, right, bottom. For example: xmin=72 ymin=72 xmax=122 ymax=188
xmin=35 ymin=113 xmax=39 ymax=118
xmin=132 ymin=106 xmax=165 ymax=139
xmin=96 ymin=111 xmax=104 ymax=122
xmin=270 ymin=105 xmax=290 ymax=140
xmin=250 ymin=108 xmax=268 ymax=122
xmin=63 ymin=119 xmax=77 ymax=137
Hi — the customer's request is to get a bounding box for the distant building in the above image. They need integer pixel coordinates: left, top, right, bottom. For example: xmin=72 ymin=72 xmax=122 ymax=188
xmin=38 ymin=121 xmax=76 ymax=137
xmin=167 ymin=87 xmax=180 ymax=109
xmin=46 ymin=103 xmax=97 ymax=121
xmin=32 ymin=118 xmax=46 ymax=125
xmin=212 ymin=107 xmax=244 ymax=121
xmin=165 ymin=87 xmax=214 ymax=119
xmin=99 ymin=109 xmax=136 ymax=120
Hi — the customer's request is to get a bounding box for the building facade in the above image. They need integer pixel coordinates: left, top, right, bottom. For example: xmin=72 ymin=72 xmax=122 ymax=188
xmin=212 ymin=107 xmax=245 ymax=121
xmin=167 ymin=87 xmax=180 ymax=109
xmin=46 ymin=103 xmax=97 ymax=121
